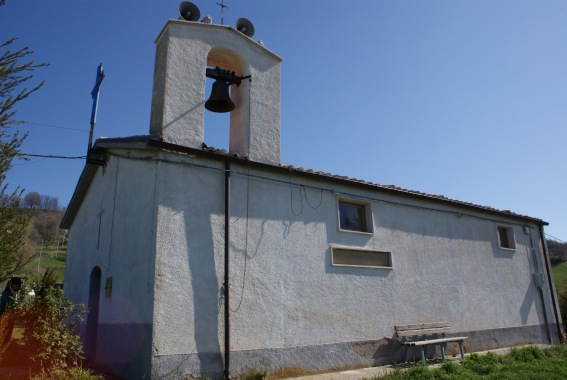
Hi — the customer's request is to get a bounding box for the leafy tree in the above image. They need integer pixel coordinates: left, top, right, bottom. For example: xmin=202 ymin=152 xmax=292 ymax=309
xmin=31 ymin=210 xmax=62 ymax=244
xmin=40 ymin=194 xmax=59 ymax=211
xmin=0 ymin=194 xmax=35 ymax=282
xmin=24 ymin=191 xmax=41 ymax=209
xmin=0 ymin=0 xmax=48 ymax=282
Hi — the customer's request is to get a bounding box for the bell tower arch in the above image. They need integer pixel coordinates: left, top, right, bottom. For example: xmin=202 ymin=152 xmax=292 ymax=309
xmin=149 ymin=20 xmax=282 ymax=165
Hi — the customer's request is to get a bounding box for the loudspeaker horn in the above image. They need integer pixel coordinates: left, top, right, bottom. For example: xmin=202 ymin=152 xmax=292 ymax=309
xmin=235 ymin=18 xmax=255 ymax=38
xmin=179 ymin=2 xmax=201 ymax=22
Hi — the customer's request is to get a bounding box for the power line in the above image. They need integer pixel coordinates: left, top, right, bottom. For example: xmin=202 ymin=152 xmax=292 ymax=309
xmin=14 ymin=157 xmax=47 ymax=166
xmin=24 ymin=122 xmax=89 ymax=133
xmin=20 ymin=153 xmax=86 ymax=160
xmin=546 ymin=233 xmax=566 ymax=244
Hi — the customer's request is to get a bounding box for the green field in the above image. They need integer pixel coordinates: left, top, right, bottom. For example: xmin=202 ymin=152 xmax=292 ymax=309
xmin=552 ymin=260 xmax=567 ymax=293
xmin=21 ymin=245 xmax=67 ymax=282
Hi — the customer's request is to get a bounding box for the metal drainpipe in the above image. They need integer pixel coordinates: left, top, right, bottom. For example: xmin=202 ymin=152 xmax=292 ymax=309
xmin=224 ymin=159 xmax=231 ymax=380
xmin=538 ymin=224 xmax=563 ymax=342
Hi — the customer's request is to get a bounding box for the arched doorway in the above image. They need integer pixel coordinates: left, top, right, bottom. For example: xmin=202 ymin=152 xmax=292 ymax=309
xmin=86 ymin=266 xmax=101 ymax=361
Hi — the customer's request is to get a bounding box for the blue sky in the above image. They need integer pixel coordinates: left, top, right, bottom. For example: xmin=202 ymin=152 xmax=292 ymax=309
xmin=2 ymin=0 xmax=566 ymax=242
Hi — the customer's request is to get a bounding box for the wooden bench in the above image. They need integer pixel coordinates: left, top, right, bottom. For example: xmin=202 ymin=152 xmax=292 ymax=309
xmin=395 ymin=322 xmax=468 ymax=363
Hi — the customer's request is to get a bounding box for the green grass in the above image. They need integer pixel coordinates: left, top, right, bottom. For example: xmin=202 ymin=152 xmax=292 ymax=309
xmin=376 ymin=346 xmax=567 ymax=380
xmin=20 ymin=245 xmax=67 ymax=282
xmin=552 ymin=260 xmax=567 ymax=292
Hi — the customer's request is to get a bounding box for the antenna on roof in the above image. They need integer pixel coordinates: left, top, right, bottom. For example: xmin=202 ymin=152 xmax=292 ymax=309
xmin=216 ymin=0 xmax=228 ymax=25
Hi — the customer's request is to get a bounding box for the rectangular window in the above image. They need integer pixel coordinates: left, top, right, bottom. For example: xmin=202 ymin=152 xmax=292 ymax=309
xmin=497 ymin=225 xmax=516 ymax=250
xmin=338 ymin=199 xmax=373 ymax=233
xmin=331 ymin=246 xmax=392 ymax=269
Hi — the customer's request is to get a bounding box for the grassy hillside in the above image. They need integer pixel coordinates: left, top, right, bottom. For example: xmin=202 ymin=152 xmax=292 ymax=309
xmin=20 ymin=244 xmax=67 ymax=282
xmin=552 ymin=260 xmax=567 ymax=293
xmin=11 ymin=208 xmax=68 ymax=283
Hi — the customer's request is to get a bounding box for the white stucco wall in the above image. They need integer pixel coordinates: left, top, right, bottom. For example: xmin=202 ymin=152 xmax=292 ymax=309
xmin=64 ymin=152 xmax=159 ymax=378
xmin=152 ymin=153 xmax=226 ymax=358
xmin=149 ymin=150 xmax=558 ymax=359
xmin=65 ymin=147 xmax=559 ymax=378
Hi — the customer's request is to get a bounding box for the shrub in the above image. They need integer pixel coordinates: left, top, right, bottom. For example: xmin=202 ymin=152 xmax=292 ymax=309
xmin=404 ymin=363 xmax=434 ymax=379
xmin=510 ymin=346 xmax=545 ymax=362
xmin=439 ymin=361 xmax=460 ymax=374
xmin=238 ymin=368 xmax=267 ymax=380
xmin=461 ymin=352 xmax=499 ymax=376
xmin=30 ymin=366 xmax=104 ymax=380
xmin=544 ymin=344 xmax=567 ymax=359
xmin=11 ymin=270 xmax=87 ymax=372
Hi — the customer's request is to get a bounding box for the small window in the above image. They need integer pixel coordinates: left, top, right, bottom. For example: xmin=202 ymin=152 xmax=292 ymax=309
xmin=105 ymin=277 xmax=113 ymax=298
xmin=332 ymin=246 xmax=392 ymax=269
xmin=497 ymin=226 xmax=516 ymax=250
xmin=338 ymin=199 xmax=372 ymax=233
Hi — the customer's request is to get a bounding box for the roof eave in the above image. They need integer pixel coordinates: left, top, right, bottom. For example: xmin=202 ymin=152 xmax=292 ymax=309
xmin=60 ymin=136 xmax=549 ymax=230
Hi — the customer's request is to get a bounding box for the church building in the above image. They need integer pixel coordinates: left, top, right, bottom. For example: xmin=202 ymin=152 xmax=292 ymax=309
xmin=61 ymin=4 xmax=563 ymax=379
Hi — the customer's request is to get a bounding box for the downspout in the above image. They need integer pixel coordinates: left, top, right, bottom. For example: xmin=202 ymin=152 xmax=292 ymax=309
xmin=538 ymin=224 xmax=564 ymax=342
xmin=224 ymin=159 xmax=231 ymax=380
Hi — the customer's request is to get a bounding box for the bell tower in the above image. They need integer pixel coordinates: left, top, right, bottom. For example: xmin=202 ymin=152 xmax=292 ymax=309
xmin=149 ymin=11 xmax=282 ymax=165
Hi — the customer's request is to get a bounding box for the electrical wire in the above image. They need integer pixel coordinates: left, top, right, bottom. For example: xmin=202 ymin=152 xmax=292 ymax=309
xmin=230 ymin=161 xmax=251 ymax=313
xmin=230 ymin=79 xmax=253 ymax=313
xmin=303 ymin=186 xmax=323 ymax=209
xmin=289 ymin=176 xmax=303 ymax=216
xmin=545 ymin=233 xmax=566 ymax=244
xmin=14 ymin=157 xmax=47 ymax=165
xmin=24 ymin=122 xmax=89 ymax=133
xmin=20 ymin=153 xmax=87 ymax=159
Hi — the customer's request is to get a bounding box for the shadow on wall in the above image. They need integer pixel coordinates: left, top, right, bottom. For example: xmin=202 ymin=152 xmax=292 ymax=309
xmin=520 ymin=277 xmax=538 ymax=325
xmin=184 ymin=195 xmax=223 ymax=377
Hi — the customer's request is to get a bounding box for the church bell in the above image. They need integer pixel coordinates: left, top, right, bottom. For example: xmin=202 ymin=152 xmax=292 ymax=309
xmin=205 ymin=79 xmax=235 ymax=113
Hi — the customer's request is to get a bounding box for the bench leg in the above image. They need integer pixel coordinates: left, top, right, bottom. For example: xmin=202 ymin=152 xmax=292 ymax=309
xmin=420 ymin=347 xmax=425 ymax=363
xmin=441 ymin=343 xmax=446 ymax=362
xmin=459 ymin=341 xmax=465 ymax=360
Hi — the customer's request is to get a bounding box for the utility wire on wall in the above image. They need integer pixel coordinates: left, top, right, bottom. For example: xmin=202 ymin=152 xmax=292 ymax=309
xmin=289 ymin=180 xmax=323 ymax=217
xmin=230 ymin=162 xmax=251 ymax=313
xmin=107 ymin=151 xmax=542 ymax=230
